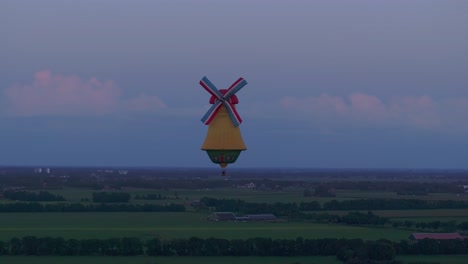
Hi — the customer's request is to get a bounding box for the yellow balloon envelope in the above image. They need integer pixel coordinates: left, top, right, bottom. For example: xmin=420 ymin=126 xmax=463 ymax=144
xmin=199 ymin=76 xmax=248 ymax=174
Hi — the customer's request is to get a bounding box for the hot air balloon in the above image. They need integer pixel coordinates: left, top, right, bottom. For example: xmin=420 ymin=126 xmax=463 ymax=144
xmin=199 ymin=76 xmax=247 ymax=176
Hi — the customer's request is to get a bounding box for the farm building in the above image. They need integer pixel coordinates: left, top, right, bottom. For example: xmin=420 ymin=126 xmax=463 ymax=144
xmin=208 ymin=212 xmax=279 ymax=222
xmin=234 ymin=216 xmax=250 ymax=222
xmin=208 ymin=212 xmax=236 ymax=221
xmin=246 ymin=214 xmax=278 ymax=222
xmin=409 ymin=233 xmax=463 ymax=241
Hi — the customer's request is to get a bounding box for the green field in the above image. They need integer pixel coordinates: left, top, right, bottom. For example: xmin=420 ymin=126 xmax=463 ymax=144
xmin=0 ymin=256 xmax=341 ymax=264
xmin=336 ymin=190 xmax=468 ymax=201
xmin=0 ymin=212 xmax=412 ymax=241
xmin=1 ymin=181 xmax=467 ymax=261
xmin=47 ymin=187 xmax=468 ymax=207
xmin=50 ymin=187 xmax=338 ymax=204
xmin=326 ymin=209 xmax=468 ymax=218
xmin=2 ymin=255 xmax=468 ymax=264
xmin=397 ymin=255 xmax=468 ymax=264
xmin=3 ymin=187 xmax=466 ymax=243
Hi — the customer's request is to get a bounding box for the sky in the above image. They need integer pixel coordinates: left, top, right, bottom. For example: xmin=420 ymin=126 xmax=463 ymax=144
xmin=1 ymin=0 xmax=467 ymax=169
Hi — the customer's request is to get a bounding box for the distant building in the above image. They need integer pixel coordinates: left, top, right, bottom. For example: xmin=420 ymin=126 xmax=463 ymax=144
xmin=208 ymin=212 xmax=236 ymax=221
xmin=1 ymin=186 xmax=25 ymax=192
xmin=34 ymin=168 xmax=50 ymax=174
xmin=208 ymin=212 xmax=279 ymax=222
xmin=237 ymin=182 xmax=256 ymax=189
xmin=409 ymin=233 xmax=463 ymax=241
xmin=234 ymin=216 xmax=250 ymax=222
xmin=248 ymin=183 xmax=256 ymax=188
xmin=245 ymin=214 xmax=278 ymax=222
xmin=189 ymin=200 xmax=202 ymax=206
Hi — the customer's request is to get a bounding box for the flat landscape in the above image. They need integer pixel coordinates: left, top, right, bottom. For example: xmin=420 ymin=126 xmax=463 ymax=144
xmin=0 ymin=167 xmax=467 ymax=263
xmin=0 ymin=256 xmax=342 ymax=264
xmin=0 ymin=212 xmax=413 ymax=241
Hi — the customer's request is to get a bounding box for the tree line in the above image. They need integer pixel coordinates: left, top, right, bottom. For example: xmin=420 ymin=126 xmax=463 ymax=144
xmin=1 ymin=168 xmax=466 ymax=192
xmin=92 ymin=192 xmax=131 ymax=203
xmin=0 ymin=236 xmax=467 ymax=259
xmin=134 ymin=193 xmax=168 ymax=200
xmin=317 ymin=181 xmax=464 ymax=194
xmin=322 ymin=199 xmax=468 ymax=210
xmin=200 ymin=198 xmax=468 ymax=232
xmin=391 ymin=220 xmax=468 ymax=232
xmin=200 ymin=197 xmax=468 ymax=215
xmin=2 ymin=191 xmax=168 ymax=204
xmin=0 ymin=202 xmax=184 ymax=212
xmin=3 ymin=191 xmax=65 ymax=202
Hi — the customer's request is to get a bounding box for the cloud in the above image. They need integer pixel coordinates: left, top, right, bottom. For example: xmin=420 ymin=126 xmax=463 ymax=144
xmin=349 ymin=93 xmax=387 ymax=119
xmin=4 ymin=70 xmax=166 ymax=116
xmin=281 ymin=94 xmax=348 ymax=114
xmin=125 ymin=93 xmax=167 ymax=112
xmin=388 ymin=95 xmax=440 ymax=127
xmin=280 ymin=93 xmax=468 ymax=131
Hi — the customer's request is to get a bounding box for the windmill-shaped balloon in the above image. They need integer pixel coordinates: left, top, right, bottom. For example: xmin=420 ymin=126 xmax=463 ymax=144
xmin=199 ymin=76 xmax=247 ymax=176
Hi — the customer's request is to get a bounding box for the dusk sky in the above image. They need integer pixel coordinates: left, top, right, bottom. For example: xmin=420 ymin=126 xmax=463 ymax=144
xmin=1 ymin=1 xmax=467 ymax=169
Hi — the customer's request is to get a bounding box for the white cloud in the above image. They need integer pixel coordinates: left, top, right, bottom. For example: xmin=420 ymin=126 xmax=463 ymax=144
xmin=279 ymin=93 xmax=468 ymax=132
xmin=4 ymin=70 xmax=166 ymax=117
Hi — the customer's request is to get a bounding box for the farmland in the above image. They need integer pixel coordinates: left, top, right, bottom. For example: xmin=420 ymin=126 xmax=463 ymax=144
xmin=1 ymin=255 xmax=468 ymax=264
xmin=0 ymin=256 xmax=342 ymax=264
xmin=0 ymin=167 xmax=467 ymax=263
xmin=47 ymin=187 xmax=468 ymax=204
xmin=0 ymin=212 xmax=413 ymax=241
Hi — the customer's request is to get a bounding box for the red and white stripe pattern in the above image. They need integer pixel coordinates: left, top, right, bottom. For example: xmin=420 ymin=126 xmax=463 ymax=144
xmin=200 ymin=76 xmax=247 ymax=127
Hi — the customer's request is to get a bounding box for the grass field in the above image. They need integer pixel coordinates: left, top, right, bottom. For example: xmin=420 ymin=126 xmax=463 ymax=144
xmin=336 ymin=190 xmax=468 ymax=201
xmin=0 ymin=256 xmax=342 ymax=264
xmin=1 ymin=181 xmax=467 ymax=261
xmin=0 ymin=212 xmax=412 ymax=241
xmin=47 ymin=187 xmax=468 ymax=207
xmin=396 ymin=255 xmax=468 ymax=264
xmin=2 ymin=187 xmax=465 ymax=244
xmin=50 ymin=187 xmax=341 ymax=204
xmin=326 ymin=209 xmax=468 ymax=218
xmin=2 ymin=255 xmax=468 ymax=264
xmin=390 ymin=217 xmax=468 ymax=223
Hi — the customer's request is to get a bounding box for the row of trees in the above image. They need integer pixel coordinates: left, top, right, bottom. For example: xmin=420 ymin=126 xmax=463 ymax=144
xmin=340 ymin=211 xmax=388 ymax=226
xmin=318 ymin=181 xmax=464 ymax=194
xmin=134 ymin=194 xmax=167 ymax=200
xmin=200 ymin=197 xmax=303 ymax=217
xmin=303 ymin=185 xmax=336 ymax=197
xmin=298 ymin=211 xmax=389 ymax=227
xmin=322 ymin=199 xmax=468 ymax=210
xmin=1 ymin=236 xmax=467 ymax=257
xmin=92 ymin=192 xmax=131 ymax=203
xmin=392 ymin=220 xmax=468 ymax=232
xmin=200 ymin=197 xmax=468 ymax=231
xmin=1 ymin=168 xmax=465 ymax=191
xmin=4 ymin=237 xmax=143 ymax=256
xmin=303 ymin=212 xmax=468 ymax=233
xmin=0 ymin=202 xmax=184 ymax=212
xmin=200 ymin=197 xmax=468 ymax=215
xmin=3 ymin=191 xmax=65 ymax=202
